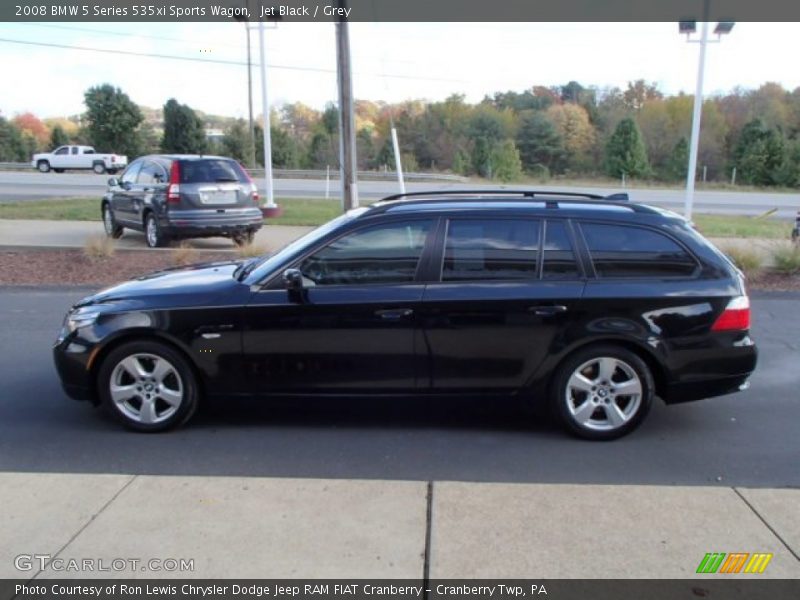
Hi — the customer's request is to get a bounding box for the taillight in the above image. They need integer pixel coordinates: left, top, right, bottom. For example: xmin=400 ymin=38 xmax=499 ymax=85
xmin=167 ymin=161 xmax=181 ymax=204
xmin=239 ymin=163 xmax=259 ymax=204
xmin=711 ymin=296 xmax=751 ymax=332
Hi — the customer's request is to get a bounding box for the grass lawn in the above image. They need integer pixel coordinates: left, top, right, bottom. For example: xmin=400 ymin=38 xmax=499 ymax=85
xmin=0 ymin=197 xmax=347 ymax=226
xmin=691 ymin=214 xmax=793 ymax=240
xmin=0 ymin=197 xmax=794 ymax=239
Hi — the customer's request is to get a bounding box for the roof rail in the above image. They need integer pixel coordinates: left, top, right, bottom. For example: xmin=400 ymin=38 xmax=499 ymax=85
xmin=604 ymin=192 xmax=629 ymax=201
xmin=380 ymin=190 xmax=605 ymax=202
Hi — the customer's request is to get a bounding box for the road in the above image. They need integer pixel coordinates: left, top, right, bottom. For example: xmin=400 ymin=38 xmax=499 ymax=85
xmin=1 ymin=170 xmax=798 ymax=217
xmin=0 ymin=287 xmax=798 ymax=487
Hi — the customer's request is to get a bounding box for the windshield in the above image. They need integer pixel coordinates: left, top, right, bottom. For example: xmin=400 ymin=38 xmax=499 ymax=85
xmin=179 ymin=159 xmax=248 ymax=184
xmin=243 ymin=208 xmax=368 ymax=284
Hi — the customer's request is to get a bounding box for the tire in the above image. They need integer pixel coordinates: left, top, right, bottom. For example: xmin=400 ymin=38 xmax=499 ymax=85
xmin=37 ymin=160 xmax=50 ymax=173
xmin=102 ymin=203 xmax=124 ymax=239
xmin=551 ymin=345 xmax=654 ymax=441
xmin=108 ymin=169 xmax=118 ymax=175
xmin=54 ymin=168 xmax=64 ymax=174
xmin=93 ymin=162 xmax=106 ymax=174
xmin=97 ymin=340 xmax=199 ymax=432
xmin=144 ymin=213 xmax=169 ymax=248
xmin=232 ymin=230 xmax=255 ymax=246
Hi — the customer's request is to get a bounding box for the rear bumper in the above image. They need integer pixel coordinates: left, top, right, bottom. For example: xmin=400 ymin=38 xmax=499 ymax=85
xmin=661 ymin=373 xmax=753 ymax=404
xmin=163 ymin=208 xmax=263 ymax=238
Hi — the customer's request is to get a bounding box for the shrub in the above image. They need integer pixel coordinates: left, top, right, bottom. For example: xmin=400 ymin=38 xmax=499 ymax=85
xmin=171 ymin=242 xmax=198 ymax=266
xmin=83 ymin=235 xmax=115 ymax=260
xmin=234 ymin=243 xmax=267 ymax=259
xmin=719 ymin=245 xmax=763 ymax=276
xmin=772 ymin=245 xmax=800 ymax=275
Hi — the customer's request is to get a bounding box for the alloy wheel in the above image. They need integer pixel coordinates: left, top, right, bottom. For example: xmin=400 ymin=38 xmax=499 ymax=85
xmin=109 ymin=353 xmax=184 ymax=425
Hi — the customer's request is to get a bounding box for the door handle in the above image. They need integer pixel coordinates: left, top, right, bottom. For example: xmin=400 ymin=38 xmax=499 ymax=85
xmin=527 ymin=305 xmax=568 ymax=316
xmin=375 ymin=308 xmax=414 ymax=320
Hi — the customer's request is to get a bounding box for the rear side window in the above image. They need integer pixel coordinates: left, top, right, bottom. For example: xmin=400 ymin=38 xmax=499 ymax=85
xmin=179 ymin=159 xmax=248 ymax=184
xmin=543 ymin=221 xmax=580 ymax=279
xmin=581 ymin=222 xmax=697 ymax=278
xmin=442 ymin=219 xmax=540 ymax=282
xmin=137 ymin=161 xmax=167 ymax=184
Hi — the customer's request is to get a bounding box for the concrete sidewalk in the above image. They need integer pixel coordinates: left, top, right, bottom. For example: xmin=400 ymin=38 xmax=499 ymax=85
xmin=1 ymin=472 xmax=798 ymax=579
xmin=0 ymin=219 xmax=313 ymax=252
xmin=0 ymin=219 xmax=790 ymax=267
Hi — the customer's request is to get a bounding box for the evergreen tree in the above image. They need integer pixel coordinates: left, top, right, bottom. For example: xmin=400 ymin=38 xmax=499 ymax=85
xmin=161 ymin=98 xmax=207 ymax=154
xmin=605 ymin=117 xmax=650 ymax=178
xmin=732 ymin=119 xmax=786 ymax=185
xmin=516 ymin=112 xmax=565 ymax=173
xmin=222 ymin=119 xmax=250 ymax=163
xmin=50 ymin=124 xmax=70 ymax=148
xmin=666 ymin=137 xmax=689 ymax=181
xmin=490 ymin=140 xmax=523 ymax=182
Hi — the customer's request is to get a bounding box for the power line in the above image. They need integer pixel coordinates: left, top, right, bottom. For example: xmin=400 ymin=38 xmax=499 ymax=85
xmin=0 ymin=36 xmax=465 ymax=83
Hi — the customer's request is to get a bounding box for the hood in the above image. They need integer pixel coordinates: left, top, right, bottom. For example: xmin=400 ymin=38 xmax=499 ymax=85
xmin=75 ymin=260 xmax=246 ymax=309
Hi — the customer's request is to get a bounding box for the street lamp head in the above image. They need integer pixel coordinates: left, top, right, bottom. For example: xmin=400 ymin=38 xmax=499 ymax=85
xmin=679 ymin=20 xmax=697 ymax=35
xmin=714 ymin=21 xmax=735 ymax=35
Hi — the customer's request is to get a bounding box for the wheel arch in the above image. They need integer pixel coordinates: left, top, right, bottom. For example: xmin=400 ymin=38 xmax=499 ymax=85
xmin=88 ymin=329 xmax=205 ymax=405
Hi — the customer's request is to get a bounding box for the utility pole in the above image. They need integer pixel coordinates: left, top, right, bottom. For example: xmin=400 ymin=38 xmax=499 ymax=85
xmin=257 ymin=18 xmax=277 ymax=210
xmin=335 ymin=1 xmax=358 ymax=211
xmin=245 ymin=18 xmax=256 ymax=168
xmin=684 ymin=18 xmax=708 ymax=221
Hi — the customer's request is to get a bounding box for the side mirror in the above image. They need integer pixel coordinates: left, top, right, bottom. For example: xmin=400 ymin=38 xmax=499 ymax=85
xmin=282 ymin=268 xmax=304 ymax=292
xmin=107 ymin=177 xmax=119 ymax=187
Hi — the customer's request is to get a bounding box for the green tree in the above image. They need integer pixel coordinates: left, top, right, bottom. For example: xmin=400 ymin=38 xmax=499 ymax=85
xmin=83 ymin=84 xmax=143 ymax=156
xmin=605 ymin=117 xmax=650 ymax=178
xmin=489 ymin=139 xmax=523 ymax=182
xmin=50 ymin=124 xmax=70 ymax=148
xmin=222 ymin=119 xmax=250 ymax=163
xmin=161 ymin=98 xmax=207 ymax=154
xmin=732 ymin=119 xmax=785 ymax=185
xmin=516 ymin=112 xmax=565 ymax=173
xmin=666 ymin=137 xmax=689 ymax=181
xmin=0 ymin=116 xmax=27 ymax=161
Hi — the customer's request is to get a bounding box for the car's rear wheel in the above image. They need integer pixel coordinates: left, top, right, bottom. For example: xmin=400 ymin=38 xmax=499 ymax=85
xmin=54 ymin=168 xmax=64 ymax=173
xmin=37 ymin=160 xmax=50 ymax=173
xmin=145 ymin=213 xmax=169 ymax=248
xmin=551 ymin=345 xmax=653 ymax=440
xmin=232 ymin=230 xmax=255 ymax=246
xmin=93 ymin=163 xmax=106 ymax=174
xmin=97 ymin=341 xmax=198 ymax=432
xmin=102 ymin=203 xmax=124 ymax=239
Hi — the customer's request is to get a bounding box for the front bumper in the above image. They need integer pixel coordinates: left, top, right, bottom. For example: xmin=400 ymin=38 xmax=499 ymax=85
xmin=53 ymin=341 xmax=96 ymax=403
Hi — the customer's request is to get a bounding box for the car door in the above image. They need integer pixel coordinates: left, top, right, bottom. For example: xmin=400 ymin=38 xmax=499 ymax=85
xmin=111 ymin=159 xmax=143 ymax=226
xmin=50 ymin=146 xmax=69 ymax=169
xmin=132 ymin=160 xmax=168 ymax=220
xmin=420 ymin=217 xmax=586 ymax=392
xmin=242 ymin=218 xmax=436 ymax=394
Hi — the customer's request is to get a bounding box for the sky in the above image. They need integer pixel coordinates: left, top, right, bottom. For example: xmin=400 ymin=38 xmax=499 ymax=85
xmin=1 ymin=21 xmax=799 ymax=119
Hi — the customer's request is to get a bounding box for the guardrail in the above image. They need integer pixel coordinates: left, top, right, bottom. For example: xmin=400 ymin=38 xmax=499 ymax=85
xmin=0 ymin=161 xmax=468 ymax=183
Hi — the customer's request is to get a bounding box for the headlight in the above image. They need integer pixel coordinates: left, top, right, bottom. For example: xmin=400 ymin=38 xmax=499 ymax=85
xmin=65 ymin=309 xmax=102 ymax=333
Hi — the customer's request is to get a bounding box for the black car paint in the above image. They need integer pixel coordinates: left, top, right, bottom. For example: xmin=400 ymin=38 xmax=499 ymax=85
xmin=54 ymin=202 xmax=757 ymax=410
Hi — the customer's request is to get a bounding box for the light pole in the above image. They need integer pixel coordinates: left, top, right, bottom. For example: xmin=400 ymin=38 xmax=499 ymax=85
xmin=234 ymin=8 xmax=257 ymax=169
xmin=679 ymin=13 xmax=735 ymax=219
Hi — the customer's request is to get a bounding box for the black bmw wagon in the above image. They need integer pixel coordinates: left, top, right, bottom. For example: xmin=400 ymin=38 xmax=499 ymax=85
xmin=54 ymin=191 xmax=757 ymax=439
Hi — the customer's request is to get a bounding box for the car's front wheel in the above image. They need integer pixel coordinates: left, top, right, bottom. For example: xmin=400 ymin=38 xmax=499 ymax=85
xmin=102 ymin=203 xmax=124 ymax=239
xmin=97 ymin=341 xmax=198 ymax=432
xmin=551 ymin=345 xmax=654 ymax=440
xmin=144 ymin=213 xmax=169 ymax=248
xmin=37 ymin=160 xmax=50 ymax=173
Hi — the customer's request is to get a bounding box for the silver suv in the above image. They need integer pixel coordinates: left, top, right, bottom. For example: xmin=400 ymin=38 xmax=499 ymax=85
xmin=101 ymin=154 xmax=263 ymax=247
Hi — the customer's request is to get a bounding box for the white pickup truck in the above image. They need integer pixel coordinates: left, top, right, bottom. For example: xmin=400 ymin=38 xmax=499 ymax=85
xmin=31 ymin=145 xmax=128 ymax=174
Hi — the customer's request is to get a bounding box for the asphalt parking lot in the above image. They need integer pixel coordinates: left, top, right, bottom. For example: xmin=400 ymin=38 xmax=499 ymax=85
xmin=1 ymin=286 xmax=798 ymax=488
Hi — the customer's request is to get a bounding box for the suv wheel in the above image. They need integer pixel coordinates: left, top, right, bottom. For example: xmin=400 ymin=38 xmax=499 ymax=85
xmin=145 ymin=213 xmax=169 ymax=248
xmin=93 ymin=162 xmax=106 ymax=174
xmin=102 ymin=203 xmax=124 ymax=239
xmin=37 ymin=160 xmax=50 ymax=173
xmin=98 ymin=341 xmax=198 ymax=432
xmin=232 ymin=230 xmax=255 ymax=246
xmin=552 ymin=345 xmax=654 ymax=440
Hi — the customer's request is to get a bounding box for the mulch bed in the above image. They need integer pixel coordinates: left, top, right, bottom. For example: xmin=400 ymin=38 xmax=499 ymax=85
xmin=0 ymin=249 xmax=798 ymax=291
xmin=0 ymin=249 xmax=232 ymax=287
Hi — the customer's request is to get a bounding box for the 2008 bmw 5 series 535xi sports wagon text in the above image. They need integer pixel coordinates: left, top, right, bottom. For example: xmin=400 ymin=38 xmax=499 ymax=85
xmin=53 ymin=190 xmax=757 ymax=440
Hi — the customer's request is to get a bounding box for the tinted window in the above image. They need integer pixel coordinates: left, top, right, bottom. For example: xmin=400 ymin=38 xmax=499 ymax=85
xmin=299 ymin=220 xmax=432 ymax=286
xmin=543 ymin=221 xmax=579 ymax=279
xmin=71 ymin=147 xmax=78 ymax=155
xmin=120 ymin=160 xmax=143 ymax=185
xmin=442 ymin=219 xmax=540 ymax=282
xmin=581 ymin=222 xmax=697 ymax=278
xmin=179 ymin=159 xmax=248 ymax=184
xmin=137 ymin=161 xmax=167 ymax=184
xmin=55 ymin=147 xmax=68 ymax=155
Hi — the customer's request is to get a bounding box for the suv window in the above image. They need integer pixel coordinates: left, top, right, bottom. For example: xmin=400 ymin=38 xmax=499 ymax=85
xmin=71 ymin=147 xmax=78 ymax=155
xmin=179 ymin=159 xmax=248 ymax=184
xmin=55 ymin=147 xmax=68 ymax=155
xmin=298 ymin=220 xmax=432 ymax=286
xmin=581 ymin=222 xmax=697 ymax=278
xmin=121 ymin=160 xmax=143 ymax=185
xmin=442 ymin=219 xmax=540 ymax=282
xmin=543 ymin=221 xmax=580 ymax=279
xmin=137 ymin=161 xmax=167 ymax=185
